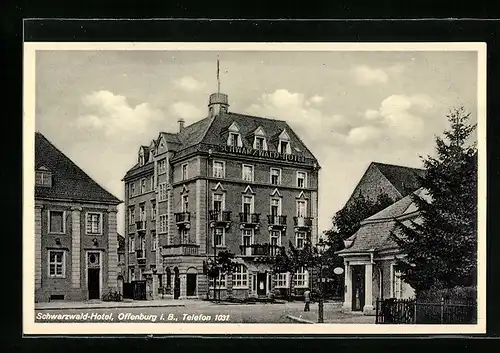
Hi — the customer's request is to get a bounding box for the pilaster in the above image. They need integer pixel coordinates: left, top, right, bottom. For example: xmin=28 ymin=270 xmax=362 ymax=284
xmin=107 ymin=207 xmax=118 ymax=289
xmin=71 ymin=206 xmax=82 ymax=288
xmin=34 ymin=204 xmax=43 ymax=289
xmin=342 ymin=261 xmax=352 ymax=311
xmin=363 ymin=263 xmax=374 ymax=315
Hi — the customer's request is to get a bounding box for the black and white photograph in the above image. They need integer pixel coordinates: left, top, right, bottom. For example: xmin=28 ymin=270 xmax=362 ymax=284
xmin=23 ymin=42 xmax=486 ymax=335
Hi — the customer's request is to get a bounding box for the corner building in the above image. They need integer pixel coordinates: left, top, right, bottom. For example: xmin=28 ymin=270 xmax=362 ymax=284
xmin=123 ymin=93 xmax=320 ymax=300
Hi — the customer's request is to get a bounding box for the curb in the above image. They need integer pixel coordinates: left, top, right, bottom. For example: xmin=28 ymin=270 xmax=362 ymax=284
xmin=35 ymin=304 xmax=186 ymax=311
xmin=286 ymin=315 xmax=315 ymax=324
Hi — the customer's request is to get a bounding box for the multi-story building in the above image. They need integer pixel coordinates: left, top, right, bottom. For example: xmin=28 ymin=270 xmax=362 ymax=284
xmin=123 ymin=92 xmax=320 ymax=300
xmin=35 ymin=132 xmax=122 ymax=302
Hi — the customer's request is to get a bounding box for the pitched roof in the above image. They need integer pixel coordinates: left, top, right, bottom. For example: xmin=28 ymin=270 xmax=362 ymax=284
xmin=35 ymin=132 xmax=121 ymax=204
xmin=373 ymin=162 xmax=426 ymax=198
xmin=337 ymin=188 xmax=427 ymax=254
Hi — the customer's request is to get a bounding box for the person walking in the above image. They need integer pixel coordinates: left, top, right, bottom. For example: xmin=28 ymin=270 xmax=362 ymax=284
xmin=304 ymin=289 xmax=311 ymax=312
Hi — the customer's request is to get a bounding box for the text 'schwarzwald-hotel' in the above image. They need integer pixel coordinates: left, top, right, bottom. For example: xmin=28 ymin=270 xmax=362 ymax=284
xmin=124 ymin=92 xmax=320 ymax=300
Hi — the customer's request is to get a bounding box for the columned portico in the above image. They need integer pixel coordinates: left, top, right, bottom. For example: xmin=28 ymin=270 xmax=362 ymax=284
xmin=340 ymin=254 xmax=375 ymax=315
xmin=342 ymin=261 xmax=352 ymax=311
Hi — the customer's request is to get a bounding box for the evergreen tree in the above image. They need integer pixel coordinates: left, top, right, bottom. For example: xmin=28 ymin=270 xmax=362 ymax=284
xmin=392 ymin=107 xmax=477 ymax=292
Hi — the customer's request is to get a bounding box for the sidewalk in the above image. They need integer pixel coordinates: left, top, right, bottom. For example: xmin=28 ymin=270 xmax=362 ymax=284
xmin=35 ymin=299 xmax=186 ymax=310
xmin=286 ymin=304 xmax=376 ymax=324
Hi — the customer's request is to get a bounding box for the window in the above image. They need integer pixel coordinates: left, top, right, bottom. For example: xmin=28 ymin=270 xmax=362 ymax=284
xmin=296 ymin=200 xmax=307 ymax=218
xmin=35 ymin=170 xmax=52 ymax=187
xmin=139 ymin=236 xmax=146 ymax=251
xmin=242 ymin=229 xmax=253 ymax=255
xmin=242 ymin=164 xmax=254 ymax=182
xmin=129 ymin=183 xmax=136 ymax=197
xmin=182 ymin=194 xmax=189 ymax=212
xmin=150 ymin=176 xmax=155 ymax=191
xmin=392 ymin=266 xmax=403 ymax=299
xmin=270 ymin=199 xmax=281 ymax=216
xmin=229 ymin=132 xmax=240 ymax=147
xmin=86 ymin=213 xmax=102 ymax=235
xmin=139 ymin=267 xmax=144 ymax=280
xmin=128 ymin=207 xmax=135 ymax=225
xmin=213 ymin=193 xmax=223 ymax=213
xmin=214 ymin=227 xmax=225 ymax=246
xmin=151 ymin=231 xmax=157 ymax=251
xmin=158 ymin=159 xmax=167 ymax=174
xmin=181 ymin=229 xmax=189 ymax=244
xmin=48 ymin=250 xmax=65 ymax=278
xmin=232 ymin=265 xmax=249 ymax=288
xmin=296 ymin=232 xmax=306 ymax=249
xmin=242 ymin=195 xmax=254 ymax=214
xmin=159 ymin=183 xmax=167 ymax=201
xmin=270 ymin=168 xmax=281 ymax=185
xmin=128 ymin=237 xmax=135 ymax=253
xmin=139 ymin=153 xmax=144 ymax=166
xmin=297 ymin=172 xmax=307 ymax=188
xmin=275 ymin=273 xmax=289 ymax=288
xmin=151 ymin=201 xmax=156 ymax=221
xmin=213 ymin=161 xmax=224 ymax=178
xmin=210 ymin=272 xmax=226 ymax=288
xmin=182 ymin=163 xmax=188 ymax=180
xmin=270 ymin=230 xmax=281 ymax=256
xmin=159 ymin=215 xmax=167 ymax=233
xmin=139 ymin=203 xmax=146 ymax=221
xmin=279 ymin=140 xmax=291 ymax=154
xmin=254 ymin=136 xmax=265 ymax=150
xmin=141 ymin=178 xmax=146 ymax=194
xmin=48 ymin=211 xmax=65 ymax=234
xmin=129 ymin=267 xmax=135 ymax=281
xmin=294 ymin=267 xmax=309 ymax=288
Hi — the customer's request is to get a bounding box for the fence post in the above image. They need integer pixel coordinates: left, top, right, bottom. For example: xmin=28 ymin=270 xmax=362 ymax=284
xmin=413 ymin=299 xmax=417 ymax=324
xmin=440 ymin=297 xmax=444 ymax=324
xmin=375 ymin=299 xmax=379 ymax=324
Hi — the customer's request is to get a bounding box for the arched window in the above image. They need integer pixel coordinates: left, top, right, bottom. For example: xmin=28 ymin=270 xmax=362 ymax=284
xmin=232 ymin=264 xmax=248 ymax=288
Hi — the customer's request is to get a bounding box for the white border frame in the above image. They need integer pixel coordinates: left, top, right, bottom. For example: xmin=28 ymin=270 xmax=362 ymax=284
xmin=24 ymin=42 xmax=486 ymax=335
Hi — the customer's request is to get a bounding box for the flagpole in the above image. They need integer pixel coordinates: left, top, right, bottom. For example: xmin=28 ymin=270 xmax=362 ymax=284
xmin=217 ymin=55 xmax=220 ymax=94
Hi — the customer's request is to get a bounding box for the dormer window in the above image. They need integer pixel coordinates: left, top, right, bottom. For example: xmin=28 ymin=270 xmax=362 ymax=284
xmin=228 ymin=132 xmax=241 ymax=147
xmin=255 ymin=137 xmax=265 ymax=150
xmin=35 ymin=167 xmax=52 ymax=187
xmin=277 ymin=129 xmax=292 ymax=154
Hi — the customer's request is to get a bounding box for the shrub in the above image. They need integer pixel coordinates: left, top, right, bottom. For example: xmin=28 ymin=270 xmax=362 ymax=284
xmin=417 ymin=285 xmax=477 ymax=304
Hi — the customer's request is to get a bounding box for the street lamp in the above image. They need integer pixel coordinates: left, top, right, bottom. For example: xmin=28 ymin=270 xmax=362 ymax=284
xmin=316 ymin=238 xmax=327 ymax=323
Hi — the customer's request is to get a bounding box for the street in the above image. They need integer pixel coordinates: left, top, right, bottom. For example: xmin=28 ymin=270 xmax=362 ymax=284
xmin=34 ymin=300 xmax=375 ymax=324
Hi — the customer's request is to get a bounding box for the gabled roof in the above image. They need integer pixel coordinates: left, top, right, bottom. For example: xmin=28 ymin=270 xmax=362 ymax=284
xmin=337 ymin=188 xmax=428 ymax=255
xmin=35 ymin=132 xmax=122 ymax=205
xmin=372 ymin=162 xmax=426 ymax=198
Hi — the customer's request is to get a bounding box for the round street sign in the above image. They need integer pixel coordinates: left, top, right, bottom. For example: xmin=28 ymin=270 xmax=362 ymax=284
xmin=333 ymin=267 xmax=344 ymax=275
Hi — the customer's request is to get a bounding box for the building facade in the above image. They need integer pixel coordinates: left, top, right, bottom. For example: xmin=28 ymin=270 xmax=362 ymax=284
xmin=123 ymin=92 xmax=320 ymax=300
xmin=35 ymin=132 xmax=122 ymax=302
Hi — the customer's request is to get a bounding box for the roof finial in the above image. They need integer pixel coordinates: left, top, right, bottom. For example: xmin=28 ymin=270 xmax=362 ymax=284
xmin=217 ymin=54 xmax=220 ymax=94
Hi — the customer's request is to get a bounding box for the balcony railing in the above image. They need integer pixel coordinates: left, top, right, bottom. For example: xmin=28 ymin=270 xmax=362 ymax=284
xmin=136 ymin=220 xmax=146 ymax=231
xmin=239 ymin=212 xmax=260 ymax=225
xmin=267 ymin=215 xmax=287 ymax=227
xmin=239 ymin=243 xmax=282 ymax=257
xmin=163 ymin=243 xmax=199 ymax=256
xmin=209 ymin=210 xmax=232 ymax=223
xmin=293 ymin=216 xmax=313 ymax=228
xmin=175 ymin=212 xmax=191 ymax=224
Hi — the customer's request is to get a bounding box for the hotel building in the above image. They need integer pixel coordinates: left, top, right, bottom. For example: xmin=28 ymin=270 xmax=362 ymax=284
xmin=123 ymin=92 xmax=320 ymax=299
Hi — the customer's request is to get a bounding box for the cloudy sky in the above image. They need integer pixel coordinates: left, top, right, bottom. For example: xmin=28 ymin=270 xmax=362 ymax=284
xmin=35 ymin=49 xmax=478 ymax=234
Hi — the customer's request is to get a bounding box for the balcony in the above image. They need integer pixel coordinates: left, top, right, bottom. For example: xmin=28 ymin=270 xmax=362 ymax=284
xmin=267 ymin=215 xmax=287 ymax=230
xmin=175 ymin=212 xmax=191 ymax=229
xmin=209 ymin=210 xmax=232 ymax=228
xmin=239 ymin=243 xmax=282 ymax=257
xmin=293 ymin=216 xmax=313 ymax=230
xmin=136 ymin=220 xmax=146 ymax=232
xmin=136 ymin=249 xmax=146 ymax=264
xmin=163 ymin=243 xmax=199 ymax=256
xmin=239 ymin=213 xmax=261 ymax=229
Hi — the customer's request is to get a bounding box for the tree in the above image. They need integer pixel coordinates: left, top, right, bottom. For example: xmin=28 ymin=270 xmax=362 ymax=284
xmin=206 ymin=250 xmax=236 ymax=302
xmin=392 ymin=107 xmax=477 ymax=292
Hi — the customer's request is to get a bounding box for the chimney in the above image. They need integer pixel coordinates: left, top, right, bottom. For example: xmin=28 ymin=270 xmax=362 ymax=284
xmin=178 ymin=118 xmax=185 ymax=133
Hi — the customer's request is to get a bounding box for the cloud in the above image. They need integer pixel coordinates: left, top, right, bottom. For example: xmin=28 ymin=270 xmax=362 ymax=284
xmin=75 ymin=90 xmax=163 ymax=138
xmin=346 ymin=126 xmax=382 ymax=145
xmin=307 ymin=95 xmax=325 ymax=105
xmin=169 ymin=101 xmax=204 ymax=120
xmin=351 ymin=65 xmax=389 ymax=86
xmin=174 ymin=76 xmax=206 ymax=92
xmin=363 ymin=94 xmax=434 ymax=139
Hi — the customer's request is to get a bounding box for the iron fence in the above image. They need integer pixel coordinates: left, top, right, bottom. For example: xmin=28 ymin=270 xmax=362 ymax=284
xmin=376 ymin=297 xmax=477 ymax=324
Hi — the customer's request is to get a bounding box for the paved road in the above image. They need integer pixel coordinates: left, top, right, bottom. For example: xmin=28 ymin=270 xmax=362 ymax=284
xmin=34 ymin=301 xmax=375 ymax=324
